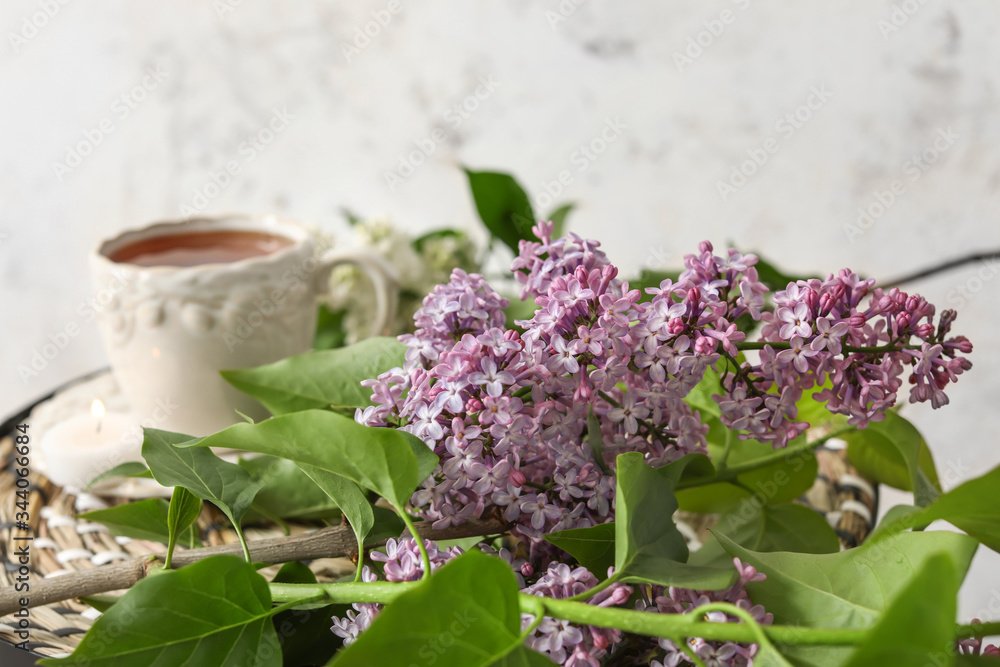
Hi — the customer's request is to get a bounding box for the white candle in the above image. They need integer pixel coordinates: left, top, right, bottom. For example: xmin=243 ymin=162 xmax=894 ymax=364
xmin=39 ymin=400 xmax=145 ymax=489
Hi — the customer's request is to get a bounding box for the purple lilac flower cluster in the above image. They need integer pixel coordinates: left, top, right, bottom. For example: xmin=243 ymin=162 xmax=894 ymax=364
xmin=722 ymin=265 xmax=974 ymax=445
xmin=349 ymin=224 xmax=970 ymax=664
xmin=645 ymin=559 xmax=771 ymax=667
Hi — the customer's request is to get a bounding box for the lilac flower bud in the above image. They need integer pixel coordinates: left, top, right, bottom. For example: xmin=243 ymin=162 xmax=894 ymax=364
xmin=667 ymin=317 xmax=686 ymax=334
xmin=896 ymin=312 xmax=911 ymax=331
xmin=849 ymin=313 xmax=867 ymax=328
xmin=699 ymin=240 xmax=714 ymax=253
xmin=521 ymin=561 xmax=534 ymax=578
xmin=509 ymin=469 xmax=527 ymax=488
xmin=917 ymin=323 xmax=934 ymax=339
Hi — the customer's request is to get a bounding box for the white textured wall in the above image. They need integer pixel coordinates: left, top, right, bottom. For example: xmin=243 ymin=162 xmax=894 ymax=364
xmin=2 ymin=0 xmax=999 ymax=621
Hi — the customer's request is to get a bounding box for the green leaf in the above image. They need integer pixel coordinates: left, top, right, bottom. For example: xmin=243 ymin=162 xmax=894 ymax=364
xmin=545 ymin=203 xmax=574 ymax=239
xmin=690 ymin=503 xmax=839 ymax=568
xmin=413 ymin=228 xmax=466 ymax=252
xmin=331 ymin=550 xmax=526 ymax=666
xmin=80 ymin=498 xmax=199 ymax=548
xmin=141 ymin=428 xmax=262 ymax=547
xmin=181 ymin=410 xmax=437 ymax=512
xmin=367 ymin=506 xmax=407 ymax=545
xmin=38 ymin=555 xmax=282 ymax=666
xmin=298 ymin=463 xmax=375 ymax=576
xmin=464 ymin=169 xmax=538 ymax=255
xmin=869 ymin=465 xmax=1000 ymax=554
xmin=544 ymin=522 xmax=616 ymax=577
xmin=488 ymin=645 xmax=557 ymax=666
xmin=658 ymin=452 xmax=716 ymax=488
xmin=272 ymin=561 xmax=317 ymax=584
xmin=747 ymin=255 xmax=811 ymax=292
xmin=165 ymin=486 xmax=203 ymax=567
xmin=221 ymin=337 xmax=407 ymax=415
xmin=240 ymin=455 xmax=343 ymax=522
xmin=314 ymin=303 xmax=348 ymax=350
xmin=844 ymin=411 xmax=942 ymax=505
xmin=866 ymin=504 xmax=921 ymax=543
xmin=615 ymin=453 xmax=734 ymax=589
xmin=718 ymin=530 xmax=978 ymax=665
xmin=79 ymin=595 xmax=121 ymax=613
xmin=843 ymin=553 xmax=959 ymax=666
xmin=504 ymin=297 xmax=538 ymax=330
xmin=682 ymin=362 xmax=725 ymax=417
xmin=675 ymin=421 xmax=818 ymax=513
xmin=85 ymin=461 xmax=153 ymax=489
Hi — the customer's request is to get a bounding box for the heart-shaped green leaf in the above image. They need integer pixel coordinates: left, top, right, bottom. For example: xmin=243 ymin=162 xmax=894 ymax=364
xmin=141 ymin=428 xmax=262 ymax=546
xmin=331 ymin=550 xmax=538 ymax=666
xmin=221 ymin=337 xmax=406 ymax=415
xmin=843 ymin=411 xmax=941 ymax=506
xmin=675 ymin=420 xmax=818 ymax=514
xmin=80 ymin=498 xmax=199 ymax=548
xmin=614 ymin=453 xmax=734 ymax=589
xmin=544 ymin=522 xmax=616 ymax=577
xmin=240 ymin=455 xmax=343 ymax=522
xmin=690 ymin=503 xmax=839 ymax=568
xmin=165 ymin=486 xmax=203 ymax=567
xmin=843 ymin=553 xmax=959 ymax=666
xmin=181 ymin=410 xmax=437 ymax=512
xmin=85 ymin=461 xmax=153 ymax=489
xmin=718 ymin=530 xmax=977 ymax=665
xmin=463 ymin=168 xmax=538 ymax=255
xmin=39 ymin=555 xmax=282 ymax=666
xmin=298 ymin=463 xmax=375 ymax=577
xmin=868 ymin=464 xmax=1000 ymax=554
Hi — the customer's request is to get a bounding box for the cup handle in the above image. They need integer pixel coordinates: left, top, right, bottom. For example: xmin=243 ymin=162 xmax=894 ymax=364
xmin=314 ymin=249 xmax=400 ymax=338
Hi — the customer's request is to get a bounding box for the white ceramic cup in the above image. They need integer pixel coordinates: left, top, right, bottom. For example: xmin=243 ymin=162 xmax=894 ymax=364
xmin=90 ymin=214 xmax=398 ymax=436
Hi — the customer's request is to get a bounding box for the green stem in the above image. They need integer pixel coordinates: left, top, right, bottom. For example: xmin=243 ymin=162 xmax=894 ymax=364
xmin=736 ymin=341 xmax=918 ymax=354
xmin=267 ymin=581 xmax=1000 ymax=646
xmin=715 ymin=426 xmax=735 ymax=472
xmin=234 ymin=524 xmax=252 ymax=563
xmin=535 ymin=595 xmax=867 ymax=645
xmin=564 ymin=573 xmax=621 ymax=602
xmin=956 ymin=621 xmax=1000 ymax=638
xmin=400 ymin=512 xmax=433 ymax=580
xmin=269 ymin=581 xmax=417 ymax=605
